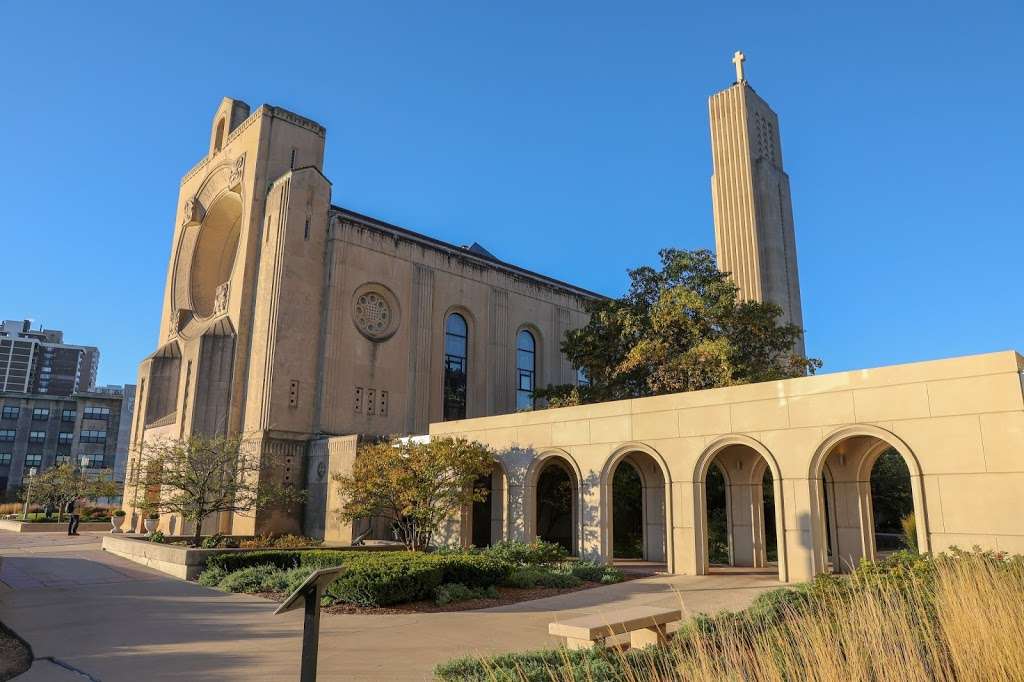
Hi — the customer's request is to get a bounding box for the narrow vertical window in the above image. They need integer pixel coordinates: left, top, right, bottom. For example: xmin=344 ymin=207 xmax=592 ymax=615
xmin=214 ymin=119 xmax=225 ymax=152
xmin=576 ymin=367 xmax=590 ymax=387
xmin=443 ymin=313 xmax=468 ymax=420
xmin=516 ymin=329 xmax=536 ymax=411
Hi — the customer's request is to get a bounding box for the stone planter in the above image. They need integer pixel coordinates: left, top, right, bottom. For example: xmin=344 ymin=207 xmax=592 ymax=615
xmin=101 ymin=535 xmax=403 ymax=580
xmin=0 ymin=519 xmax=114 ymax=533
xmin=144 ymin=518 xmax=159 ymax=533
xmin=111 ymin=515 xmax=125 ymax=533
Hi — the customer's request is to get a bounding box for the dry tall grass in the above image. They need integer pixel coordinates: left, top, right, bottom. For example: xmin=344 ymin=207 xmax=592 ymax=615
xmin=472 ymin=553 xmax=1024 ymax=682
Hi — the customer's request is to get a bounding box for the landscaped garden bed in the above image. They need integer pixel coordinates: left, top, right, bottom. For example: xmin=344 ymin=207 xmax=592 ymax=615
xmin=435 ymin=548 xmax=1024 ymax=681
xmin=100 ymin=533 xmax=402 ymax=579
xmin=195 ymin=540 xmax=633 ymax=613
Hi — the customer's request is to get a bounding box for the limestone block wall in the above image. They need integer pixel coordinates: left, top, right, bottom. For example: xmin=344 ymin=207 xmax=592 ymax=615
xmin=430 ymin=350 xmax=1024 ymax=582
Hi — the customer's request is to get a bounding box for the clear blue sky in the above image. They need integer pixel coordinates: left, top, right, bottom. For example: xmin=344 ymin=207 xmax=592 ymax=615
xmin=2 ymin=1 xmax=1021 ymax=386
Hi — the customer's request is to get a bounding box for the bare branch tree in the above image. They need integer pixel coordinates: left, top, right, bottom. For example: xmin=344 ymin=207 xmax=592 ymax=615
xmin=131 ymin=434 xmax=305 ymax=546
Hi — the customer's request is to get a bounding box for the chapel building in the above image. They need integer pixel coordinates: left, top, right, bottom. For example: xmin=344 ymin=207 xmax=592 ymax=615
xmin=123 ymin=98 xmax=596 ymax=535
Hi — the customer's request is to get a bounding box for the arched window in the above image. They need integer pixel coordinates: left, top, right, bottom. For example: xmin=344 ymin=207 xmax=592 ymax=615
xmin=443 ymin=313 xmax=468 ymax=420
xmin=516 ymin=329 xmax=536 ymax=411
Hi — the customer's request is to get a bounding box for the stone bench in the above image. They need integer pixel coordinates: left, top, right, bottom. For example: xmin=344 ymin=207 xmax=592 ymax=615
xmin=548 ymin=606 xmax=682 ymax=650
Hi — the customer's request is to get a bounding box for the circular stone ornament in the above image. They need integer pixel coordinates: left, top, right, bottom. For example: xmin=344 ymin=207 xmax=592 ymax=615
xmin=351 ymin=284 xmax=400 ymax=341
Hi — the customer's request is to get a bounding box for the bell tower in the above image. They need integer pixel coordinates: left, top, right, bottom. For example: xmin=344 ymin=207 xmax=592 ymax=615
xmin=709 ymin=52 xmax=805 ymax=355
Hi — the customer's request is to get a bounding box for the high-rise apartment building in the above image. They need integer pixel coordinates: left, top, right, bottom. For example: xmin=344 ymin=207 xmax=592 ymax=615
xmin=0 ymin=320 xmax=99 ymax=395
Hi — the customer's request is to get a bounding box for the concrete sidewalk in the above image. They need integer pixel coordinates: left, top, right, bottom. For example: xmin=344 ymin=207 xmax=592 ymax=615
xmin=0 ymin=533 xmax=777 ymax=681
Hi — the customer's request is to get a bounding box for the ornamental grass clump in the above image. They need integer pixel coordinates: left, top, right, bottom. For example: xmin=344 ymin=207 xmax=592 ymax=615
xmin=437 ymin=548 xmax=1024 ymax=682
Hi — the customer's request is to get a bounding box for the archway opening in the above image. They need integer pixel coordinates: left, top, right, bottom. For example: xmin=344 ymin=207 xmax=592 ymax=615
xmin=817 ymin=435 xmax=923 ymax=573
xmin=470 ymin=472 xmax=494 ymax=548
xmin=612 ymin=462 xmax=643 ymax=558
xmin=190 ymin=193 xmax=242 ymax=318
xmin=536 ymin=460 xmax=575 ymax=553
xmin=700 ymin=443 xmax=783 ymax=581
xmin=608 ymin=451 xmax=668 ymax=565
xmin=869 ymin=449 xmax=914 ymax=554
xmin=706 ymin=463 xmax=730 ymax=564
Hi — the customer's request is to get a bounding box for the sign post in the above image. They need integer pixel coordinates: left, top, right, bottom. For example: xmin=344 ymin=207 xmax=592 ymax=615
xmin=274 ymin=566 xmax=345 ymax=682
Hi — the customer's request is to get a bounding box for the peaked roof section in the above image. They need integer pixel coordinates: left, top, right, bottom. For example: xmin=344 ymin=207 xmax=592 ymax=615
xmin=330 ymin=204 xmax=606 ymax=301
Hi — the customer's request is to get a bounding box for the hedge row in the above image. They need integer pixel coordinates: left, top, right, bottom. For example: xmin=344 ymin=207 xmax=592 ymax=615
xmin=203 ymin=550 xmax=512 ymax=607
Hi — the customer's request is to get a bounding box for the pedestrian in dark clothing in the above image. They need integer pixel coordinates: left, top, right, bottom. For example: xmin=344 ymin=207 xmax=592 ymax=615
xmin=43 ymin=502 xmax=54 ymax=519
xmin=65 ymin=499 xmax=80 ymax=536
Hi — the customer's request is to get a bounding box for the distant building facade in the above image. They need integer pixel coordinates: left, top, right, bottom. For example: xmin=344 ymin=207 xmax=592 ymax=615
xmin=0 ymin=320 xmax=99 ymax=395
xmin=0 ymin=388 xmax=132 ymax=499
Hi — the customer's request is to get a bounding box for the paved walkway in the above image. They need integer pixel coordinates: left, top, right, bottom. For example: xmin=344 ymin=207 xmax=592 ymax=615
xmin=0 ymin=532 xmax=779 ymax=681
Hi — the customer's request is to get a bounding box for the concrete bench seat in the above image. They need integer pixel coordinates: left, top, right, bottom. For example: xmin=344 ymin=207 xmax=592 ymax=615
xmin=548 ymin=606 xmax=682 ymax=650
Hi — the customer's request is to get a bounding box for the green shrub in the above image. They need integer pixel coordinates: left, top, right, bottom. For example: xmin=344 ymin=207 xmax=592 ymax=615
xmin=113 ymin=509 xmax=126 ymax=517
xmin=435 ymin=646 xmax=673 ymax=682
xmin=433 ymin=582 xmax=499 ymax=606
xmin=147 ymin=530 xmax=166 ymax=544
xmin=205 ymin=550 xmax=304 ymax=573
xmin=483 ymin=540 xmax=567 ymax=566
xmin=599 ymin=566 xmax=624 ymax=584
xmin=218 ymin=564 xmax=286 ymax=593
xmin=323 ymin=553 xmax=445 ymax=607
xmin=503 ymin=566 xmax=582 ymax=589
xmin=435 ymin=553 xmax=511 ymax=587
xmin=198 ymin=566 xmax=227 ymax=587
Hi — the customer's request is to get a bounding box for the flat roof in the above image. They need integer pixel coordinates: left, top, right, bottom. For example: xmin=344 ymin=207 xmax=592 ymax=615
xmin=330 ymin=205 xmax=607 ymax=301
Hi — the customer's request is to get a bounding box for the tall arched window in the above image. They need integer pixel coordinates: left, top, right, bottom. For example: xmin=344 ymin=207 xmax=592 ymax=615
xmin=443 ymin=313 xmax=468 ymax=420
xmin=516 ymin=329 xmax=536 ymax=411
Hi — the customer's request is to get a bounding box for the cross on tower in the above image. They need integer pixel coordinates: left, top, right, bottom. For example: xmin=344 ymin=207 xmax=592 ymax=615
xmin=732 ymin=50 xmax=746 ymax=82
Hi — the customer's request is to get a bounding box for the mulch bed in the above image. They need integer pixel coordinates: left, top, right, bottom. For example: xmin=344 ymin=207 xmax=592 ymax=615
xmin=252 ymin=572 xmax=649 ymax=615
xmin=0 ymin=621 xmax=32 ymax=681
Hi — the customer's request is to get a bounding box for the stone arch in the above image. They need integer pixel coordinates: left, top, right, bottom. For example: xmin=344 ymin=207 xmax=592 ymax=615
xmin=189 ymin=191 xmax=243 ymax=320
xmin=599 ymin=443 xmax=674 ymax=572
xmin=525 ymin=449 xmax=583 ymax=555
xmin=808 ymin=425 xmax=929 ymax=574
xmin=693 ymin=435 xmax=788 ymax=582
xmin=461 ymin=459 xmax=509 ymax=548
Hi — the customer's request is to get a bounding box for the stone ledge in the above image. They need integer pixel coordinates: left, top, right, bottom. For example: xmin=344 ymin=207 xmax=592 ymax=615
xmin=101 ymin=535 xmax=403 ymax=581
xmin=0 ymin=519 xmax=114 ymax=533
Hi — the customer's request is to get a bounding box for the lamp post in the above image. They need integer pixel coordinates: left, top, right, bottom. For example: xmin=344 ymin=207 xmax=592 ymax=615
xmin=21 ymin=467 xmax=38 ymax=520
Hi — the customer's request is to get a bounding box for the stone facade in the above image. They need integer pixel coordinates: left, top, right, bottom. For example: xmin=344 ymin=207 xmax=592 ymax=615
xmin=430 ymin=350 xmax=1024 ymax=582
xmin=122 ymin=98 xmax=595 ymax=536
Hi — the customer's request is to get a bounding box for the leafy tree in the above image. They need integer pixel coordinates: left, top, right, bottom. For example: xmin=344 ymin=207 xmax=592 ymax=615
xmin=22 ymin=464 xmax=121 ymax=521
xmin=333 ymin=437 xmax=495 ymax=551
xmin=535 ymin=248 xmax=821 ymax=406
xmin=131 ymin=434 xmax=305 ymax=546
xmin=870 ymin=449 xmax=913 ymax=536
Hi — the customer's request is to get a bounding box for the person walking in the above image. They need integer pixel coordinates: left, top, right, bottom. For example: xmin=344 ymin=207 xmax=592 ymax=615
xmin=65 ymin=498 xmax=80 ymax=536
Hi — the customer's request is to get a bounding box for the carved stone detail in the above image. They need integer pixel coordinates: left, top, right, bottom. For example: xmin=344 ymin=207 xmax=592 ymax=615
xmin=168 ymin=307 xmax=179 ymax=338
xmin=229 ymin=153 xmax=246 ymax=189
xmin=214 ymin=282 xmax=230 ymax=315
xmin=181 ymin=196 xmax=204 ymax=227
